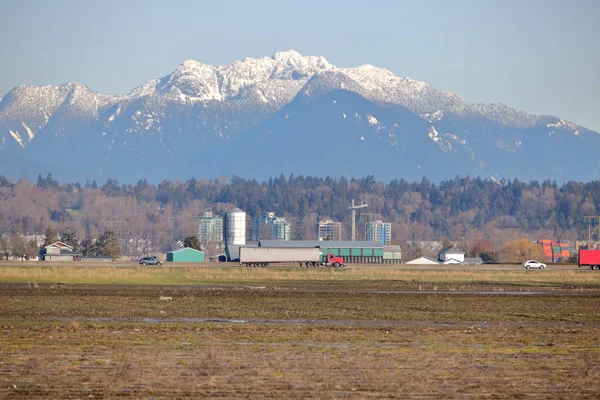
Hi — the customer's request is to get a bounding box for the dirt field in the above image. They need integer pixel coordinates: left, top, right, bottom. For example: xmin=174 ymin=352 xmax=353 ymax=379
xmin=1 ymin=266 xmax=600 ymax=398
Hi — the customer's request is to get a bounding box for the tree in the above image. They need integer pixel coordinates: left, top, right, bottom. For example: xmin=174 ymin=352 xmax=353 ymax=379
xmin=411 ymin=243 xmax=424 ymax=259
xmin=24 ymin=239 xmax=39 ymax=260
xmin=183 ymin=236 xmax=202 ymax=251
xmin=43 ymin=228 xmax=59 ymax=247
xmin=479 ymin=251 xmax=500 ymax=264
xmin=0 ymin=236 xmax=9 ymax=260
xmin=97 ymin=229 xmax=121 ymax=259
xmin=80 ymin=237 xmax=96 ymax=257
xmin=61 ymin=230 xmax=80 ymax=251
xmin=9 ymin=234 xmax=25 ymax=260
xmin=501 ymin=238 xmax=545 ymax=263
xmin=441 ymin=237 xmax=452 ymax=250
xmin=471 ymin=240 xmax=494 ymax=258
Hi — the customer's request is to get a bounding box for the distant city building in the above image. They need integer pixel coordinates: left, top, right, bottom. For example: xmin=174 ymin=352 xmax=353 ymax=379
xmin=193 ymin=211 xmax=224 ymax=249
xmin=252 ymin=212 xmax=291 ymax=242
xmin=365 ymin=220 xmax=391 ymax=245
xmin=316 ymin=219 xmax=342 ymax=241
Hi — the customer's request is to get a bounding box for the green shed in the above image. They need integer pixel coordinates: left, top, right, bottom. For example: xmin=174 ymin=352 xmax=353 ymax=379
xmin=166 ymin=247 xmax=205 ymax=263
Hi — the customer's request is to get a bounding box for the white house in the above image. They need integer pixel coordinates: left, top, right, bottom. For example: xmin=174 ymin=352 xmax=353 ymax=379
xmin=438 ymin=246 xmax=465 ymax=263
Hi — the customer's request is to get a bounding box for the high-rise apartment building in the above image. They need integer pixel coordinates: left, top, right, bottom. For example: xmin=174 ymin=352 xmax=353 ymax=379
xmin=252 ymin=212 xmax=291 ymax=242
xmin=365 ymin=220 xmax=391 ymax=245
xmin=193 ymin=211 xmax=224 ymax=249
xmin=316 ymin=219 xmax=342 ymax=241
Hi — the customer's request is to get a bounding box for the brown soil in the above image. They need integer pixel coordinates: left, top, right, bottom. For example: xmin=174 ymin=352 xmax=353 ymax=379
xmin=1 ymin=282 xmax=599 ymax=398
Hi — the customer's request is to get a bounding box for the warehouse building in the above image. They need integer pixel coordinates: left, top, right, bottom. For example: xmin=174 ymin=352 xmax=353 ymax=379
xmin=258 ymin=240 xmax=400 ymax=264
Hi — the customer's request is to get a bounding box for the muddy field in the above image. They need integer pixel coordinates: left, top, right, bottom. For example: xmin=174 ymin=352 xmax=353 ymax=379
xmin=1 ymin=276 xmax=600 ymax=398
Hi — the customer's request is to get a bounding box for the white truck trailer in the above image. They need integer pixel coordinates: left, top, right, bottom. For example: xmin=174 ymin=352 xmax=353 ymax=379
xmin=239 ymin=247 xmax=322 ymax=267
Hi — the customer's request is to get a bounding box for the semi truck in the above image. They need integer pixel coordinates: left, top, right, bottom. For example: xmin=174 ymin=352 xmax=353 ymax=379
xmin=239 ymin=247 xmax=346 ymax=268
xmin=578 ymin=249 xmax=600 ymax=270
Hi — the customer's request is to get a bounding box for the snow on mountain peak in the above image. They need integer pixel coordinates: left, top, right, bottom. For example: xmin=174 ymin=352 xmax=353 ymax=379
xmin=1 ymin=50 xmax=584 ymax=143
xmin=128 ymin=79 xmax=160 ymax=98
xmin=182 ymin=59 xmax=204 ymax=68
xmin=273 ymin=49 xmax=304 ymax=63
xmin=159 ymin=59 xmax=221 ymax=101
xmin=272 ymin=50 xmax=332 ymax=71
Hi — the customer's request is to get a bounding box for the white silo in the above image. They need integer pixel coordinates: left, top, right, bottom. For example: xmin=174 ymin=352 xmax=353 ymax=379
xmin=224 ymin=207 xmax=246 ymax=245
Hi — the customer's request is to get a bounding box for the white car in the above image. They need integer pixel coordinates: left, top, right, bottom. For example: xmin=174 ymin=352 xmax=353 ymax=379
xmin=523 ymin=260 xmax=546 ymax=269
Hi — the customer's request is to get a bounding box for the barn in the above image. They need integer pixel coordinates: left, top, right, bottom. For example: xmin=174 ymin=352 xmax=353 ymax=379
xmin=166 ymin=247 xmax=205 ymax=263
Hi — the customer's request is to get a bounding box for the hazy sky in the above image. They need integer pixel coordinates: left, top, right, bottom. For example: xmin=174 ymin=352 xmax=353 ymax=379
xmin=1 ymin=0 xmax=599 ymax=131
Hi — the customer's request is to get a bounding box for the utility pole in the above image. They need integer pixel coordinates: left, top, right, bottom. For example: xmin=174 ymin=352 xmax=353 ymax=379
xmin=584 ymin=216 xmax=600 ymax=249
xmin=347 ymin=199 xmax=368 ymax=241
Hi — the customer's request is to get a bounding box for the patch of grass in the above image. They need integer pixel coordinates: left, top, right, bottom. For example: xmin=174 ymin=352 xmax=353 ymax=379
xmin=1 ymin=263 xmax=600 ymax=287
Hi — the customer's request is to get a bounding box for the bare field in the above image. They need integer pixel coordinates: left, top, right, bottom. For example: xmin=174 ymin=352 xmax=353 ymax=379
xmin=1 ymin=265 xmax=600 ymax=398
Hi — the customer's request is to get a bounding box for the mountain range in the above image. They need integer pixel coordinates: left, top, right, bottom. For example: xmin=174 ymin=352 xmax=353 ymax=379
xmin=1 ymin=50 xmax=598 ymax=183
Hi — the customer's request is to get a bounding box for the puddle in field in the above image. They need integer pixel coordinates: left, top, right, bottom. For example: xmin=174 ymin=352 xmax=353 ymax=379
xmin=370 ymin=291 xmax=551 ymax=295
xmin=53 ymin=317 xmax=586 ymax=328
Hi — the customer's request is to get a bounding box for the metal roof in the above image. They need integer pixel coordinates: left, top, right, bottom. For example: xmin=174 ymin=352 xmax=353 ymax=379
xmin=258 ymin=240 xmax=383 ymax=249
xmin=45 ymin=241 xmax=73 ymax=250
xmin=225 ymin=244 xmax=257 ymax=261
xmin=383 ymin=245 xmax=402 ymax=252
xmin=168 ymin=247 xmax=205 ymax=255
xmin=439 ymin=246 xmax=464 ymax=255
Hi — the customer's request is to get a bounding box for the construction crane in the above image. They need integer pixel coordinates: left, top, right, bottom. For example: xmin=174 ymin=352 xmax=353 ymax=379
xmin=347 ymin=199 xmax=368 ymax=241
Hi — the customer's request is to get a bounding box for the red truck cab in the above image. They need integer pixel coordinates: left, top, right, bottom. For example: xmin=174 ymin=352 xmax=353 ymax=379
xmin=326 ymin=253 xmax=346 ymax=267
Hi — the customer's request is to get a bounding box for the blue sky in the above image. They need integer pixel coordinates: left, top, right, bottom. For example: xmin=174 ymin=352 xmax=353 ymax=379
xmin=1 ymin=0 xmax=599 ymax=131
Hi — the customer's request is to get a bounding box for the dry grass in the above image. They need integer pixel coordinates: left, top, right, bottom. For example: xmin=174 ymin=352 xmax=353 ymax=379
xmin=1 ymin=262 xmax=599 ymax=287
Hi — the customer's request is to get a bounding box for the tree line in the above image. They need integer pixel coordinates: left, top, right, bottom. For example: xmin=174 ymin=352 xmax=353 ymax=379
xmin=0 ymin=173 xmax=598 ymax=260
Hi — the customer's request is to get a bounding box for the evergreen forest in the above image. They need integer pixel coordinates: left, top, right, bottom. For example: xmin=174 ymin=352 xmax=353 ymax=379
xmin=0 ymin=173 xmax=598 ymax=260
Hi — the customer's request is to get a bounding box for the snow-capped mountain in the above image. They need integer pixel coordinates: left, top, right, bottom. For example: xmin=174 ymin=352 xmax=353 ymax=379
xmin=0 ymin=50 xmax=597 ymax=183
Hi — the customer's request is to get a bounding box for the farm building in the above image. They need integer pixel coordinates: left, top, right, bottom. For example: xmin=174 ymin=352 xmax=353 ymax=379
xmin=258 ymin=240 xmax=390 ymax=264
xmin=438 ymin=246 xmax=465 ymax=263
xmin=383 ymin=245 xmax=402 ymax=264
xmin=40 ymin=241 xmax=82 ymax=261
xmin=166 ymin=247 xmax=205 ymax=263
xmin=405 ymin=256 xmax=440 ymax=265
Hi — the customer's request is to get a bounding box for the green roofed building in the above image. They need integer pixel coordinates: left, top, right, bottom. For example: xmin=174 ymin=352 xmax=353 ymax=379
xmin=166 ymin=247 xmax=205 ymax=263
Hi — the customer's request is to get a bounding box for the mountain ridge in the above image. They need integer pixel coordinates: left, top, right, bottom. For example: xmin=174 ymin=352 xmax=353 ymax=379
xmin=0 ymin=50 xmax=597 ymax=183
